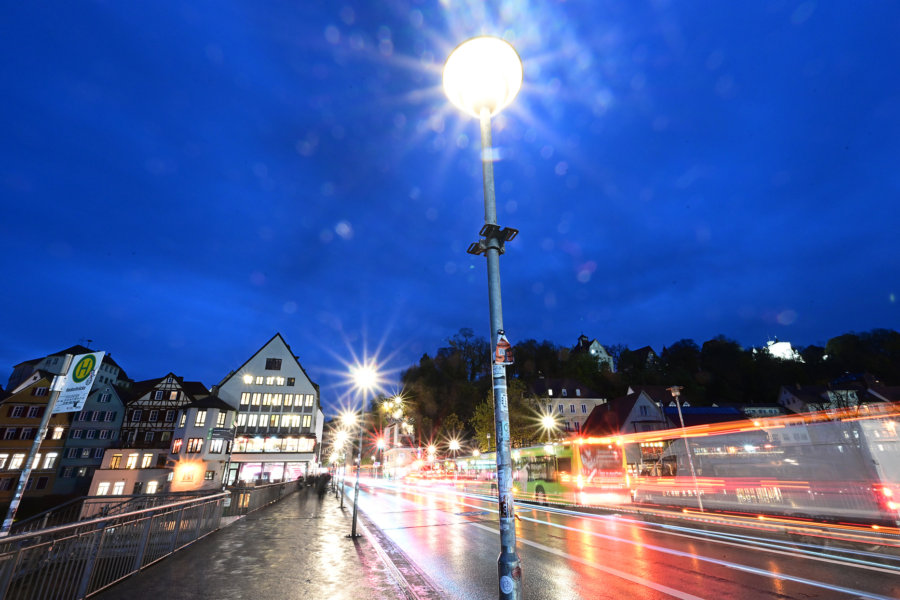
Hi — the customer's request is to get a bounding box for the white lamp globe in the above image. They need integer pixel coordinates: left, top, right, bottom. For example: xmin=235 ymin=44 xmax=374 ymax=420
xmin=443 ymin=36 xmax=523 ymax=118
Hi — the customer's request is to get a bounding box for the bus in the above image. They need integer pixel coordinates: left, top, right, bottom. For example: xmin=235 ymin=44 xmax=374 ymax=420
xmin=455 ymin=438 xmax=630 ymax=506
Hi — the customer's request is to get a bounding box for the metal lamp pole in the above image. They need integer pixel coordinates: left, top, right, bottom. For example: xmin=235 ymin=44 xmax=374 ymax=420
xmin=667 ymin=386 xmax=704 ymax=512
xmin=349 ymin=411 xmax=364 ymax=538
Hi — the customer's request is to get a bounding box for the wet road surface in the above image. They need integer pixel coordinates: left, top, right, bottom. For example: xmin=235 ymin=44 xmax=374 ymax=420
xmin=355 ymin=480 xmax=900 ymax=600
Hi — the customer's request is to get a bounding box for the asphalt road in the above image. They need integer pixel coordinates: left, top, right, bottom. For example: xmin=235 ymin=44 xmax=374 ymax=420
xmin=353 ymin=480 xmax=900 ymax=600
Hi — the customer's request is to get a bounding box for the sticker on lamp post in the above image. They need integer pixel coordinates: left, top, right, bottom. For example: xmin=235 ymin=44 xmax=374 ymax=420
xmin=52 ymin=352 xmax=105 ymax=414
xmin=494 ymin=331 xmax=514 ymax=365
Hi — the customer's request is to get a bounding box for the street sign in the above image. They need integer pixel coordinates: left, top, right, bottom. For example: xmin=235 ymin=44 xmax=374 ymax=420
xmin=52 ymin=352 xmax=105 ymax=414
xmin=211 ymin=428 xmax=235 ymax=440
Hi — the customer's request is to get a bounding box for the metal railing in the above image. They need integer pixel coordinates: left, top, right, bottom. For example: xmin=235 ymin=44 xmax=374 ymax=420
xmin=0 ymin=492 xmax=228 ymax=600
xmin=222 ymin=479 xmax=301 ymax=517
xmin=9 ymin=492 xmax=217 ymax=537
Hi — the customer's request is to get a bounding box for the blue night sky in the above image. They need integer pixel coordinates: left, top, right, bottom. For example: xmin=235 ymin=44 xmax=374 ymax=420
xmin=2 ymin=1 xmax=898 ymax=411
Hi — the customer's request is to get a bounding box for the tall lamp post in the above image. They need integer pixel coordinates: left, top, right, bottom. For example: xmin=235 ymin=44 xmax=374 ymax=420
xmin=348 ymin=364 xmax=378 ymax=539
xmin=667 ymin=386 xmax=704 ymax=512
xmin=444 ymin=36 xmax=524 ymax=600
xmin=376 ymin=437 xmax=386 ymax=479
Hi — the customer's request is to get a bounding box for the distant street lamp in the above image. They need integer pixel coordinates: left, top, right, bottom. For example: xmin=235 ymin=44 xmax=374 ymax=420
xmin=443 ymin=35 xmax=524 ymax=600
xmin=667 ymin=386 xmax=704 ymax=512
xmin=541 ymin=414 xmax=558 ymax=444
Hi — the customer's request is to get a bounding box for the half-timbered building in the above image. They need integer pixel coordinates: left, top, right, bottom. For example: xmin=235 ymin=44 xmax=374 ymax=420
xmin=121 ymin=374 xmax=210 ymax=449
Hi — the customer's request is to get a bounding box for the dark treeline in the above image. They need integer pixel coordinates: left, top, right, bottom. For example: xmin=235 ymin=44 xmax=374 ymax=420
xmin=388 ymin=328 xmax=900 ymax=446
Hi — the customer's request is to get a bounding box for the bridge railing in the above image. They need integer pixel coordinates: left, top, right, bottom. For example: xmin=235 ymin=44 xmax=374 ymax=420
xmin=0 ymin=492 xmax=228 ymax=600
xmin=222 ymin=479 xmax=302 ymax=517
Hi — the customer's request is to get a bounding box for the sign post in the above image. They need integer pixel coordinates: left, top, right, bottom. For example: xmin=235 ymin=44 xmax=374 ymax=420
xmin=0 ymin=352 xmax=104 ymax=537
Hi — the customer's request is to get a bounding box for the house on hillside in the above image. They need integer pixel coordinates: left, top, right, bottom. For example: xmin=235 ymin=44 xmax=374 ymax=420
xmin=571 ymin=334 xmax=614 ymax=372
xmin=528 ymin=378 xmax=606 ymax=435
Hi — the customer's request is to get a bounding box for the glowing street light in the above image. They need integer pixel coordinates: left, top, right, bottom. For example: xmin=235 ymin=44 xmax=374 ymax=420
xmin=443 ymin=36 xmax=524 ymax=599
xmin=347 ymin=362 xmax=380 ymax=539
xmin=449 ymin=439 xmax=461 ymax=452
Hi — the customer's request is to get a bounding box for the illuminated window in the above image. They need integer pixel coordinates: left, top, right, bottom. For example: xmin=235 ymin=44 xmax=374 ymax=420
xmin=9 ymin=454 xmax=24 ymax=469
xmin=265 ymin=377 xmax=275 ymax=386
xmin=248 ymin=414 xmax=258 ymax=427
xmin=305 ymin=395 xmax=314 ymax=407
xmin=273 ymin=394 xmax=282 ymax=406
xmin=252 ymin=393 xmax=261 ymax=406
xmin=126 ymin=454 xmax=138 ymax=469
xmin=180 ymin=413 xmax=187 ymax=427
xmin=209 ymin=439 xmax=224 ymax=453
xmin=263 ymin=394 xmax=272 ymax=406
xmin=187 ymin=438 xmax=203 ymax=453
xmin=284 ymin=394 xmax=293 ymax=406
xmin=52 ymin=427 xmax=64 ymax=439
xmin=548 ymin=389 xmax=554 ymax=396
xmin=141 ymin=454 xmax=153 ymax=468
xmin=270 ymin=415 xmax=279 ymax=427
xmin=216 ymin=411 xmax=227 ymax=427
xmin=576 ymin=389 xmax=581 ymax=397
xmin=255 ymin=377 xmax=263 ymax=385
xmin=167 ymin=472 xmax=174 ymax=482
xmin=243 ymin=375 xmax=253 ymax=384
xmin=287 ymin=378 xmax=295 ymax=386
xmin=97 ymin=482 xmax=110 ymax=496
xmin=160 ymin=432 xmax=170 ymax=441
xmin=112 ymin=482 xmax=125 ymax=495
xmin=240 ymin=393 xmax=251 ymax=405
xmin=302 ymin=415 xmax=312 ymax=428
xmin=170 ymin=391 xmax=178 ymax=401
xmin=172 ymin=439 xmax=183 ymax=454
xmin=276 ymin=377 xmax=285 ymax=386
xmin=205 ymin=470 xmax=215 ymax=480
xmin=146 ymin=481 xmax=158 ymax=494
xmin=236 ymin=414 xmax=247 ymax=426
xmin=195 ymin=410 xmax=207 ymax=427
xmin=182 ymin=471 xmax=194 ymax=482
xmin=0 ymin=454 xmax=6 ymax=469
xmin=290 ymin=415 xmax=301 ymax=427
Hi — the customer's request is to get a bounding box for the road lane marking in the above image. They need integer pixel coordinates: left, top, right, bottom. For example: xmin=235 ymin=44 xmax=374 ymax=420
xmin=471 ymin=522 xmax=706 ymax=600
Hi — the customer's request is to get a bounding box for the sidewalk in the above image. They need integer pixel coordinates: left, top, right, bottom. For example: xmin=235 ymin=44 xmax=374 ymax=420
xmin=95 ymin=486 xmax=414 ymax=600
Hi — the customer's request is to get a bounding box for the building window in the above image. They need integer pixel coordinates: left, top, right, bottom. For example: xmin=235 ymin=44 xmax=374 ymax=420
xmin=165 ymin=410 xmax=175 ymax=422
xmin=141 ymin=454 xmax=153 ymax=468
xmin=570 ymin=404 xmax=576 ymax=414
xmin=187 ymin=438 xmax=203 ymax=453
xmin=20 ymin=428 xmax=33 ymax=440
xmin=265 ymin=377 xmax=275 ymax=386
xmin=182 ymin=471 xmax=194 ymax=482
xmin=73 ymin=430 xmax=83 ymax=439
xmin=576 ymin=389 xmax=581 ymax=397
xmin=170 ymin=391 xmax=178 ymax=401
xmin=204 ymin=470 xmax=215 ymax=481
xmin=62 ymin=467 xmax=74 ymax=478
xmin=248 ymin=414 xmax=258 ymax=427
xmin=639 ymin=406 xmax=649 ymax=417
xmin=166 ymin=376 xmax=173 ymax=383
xmin=146 ymin=481 xmax=158 ymax=494
xmin=172 ymin=439 xmax=183 ymax=453
xmin=97 ymin=482 xmax=110 ymax=495
xmin=27 ymin=407 xmax=40 ymax=418
xmin=132 ymin=410 xmax=142 ymax=421
xmin=76 ymin=467 xmax=87 ymax=477
xmin=195 ymin=410 xmax=207 ymax=427
xmin=565 ymin=422 xmax=571 ymax=432
xmin=145 ymin=431 xmax=154 ymax=442
xmin=581 ymin=404 xmax=587 ymax=414
xmin=91 ymin=411 xmax=101 ymax=421
xmin=236 ymin=414 xmax=247 ymax=426
xmin=262 ymin=394 xmax=272 ymax=406
xmin=167 ymin=472 xmax=174 ymax=482
xmin=154 ymin=391 xmax=163 ymax=400
xmin=33 ymin=388 xmax=48 ymax=397
xmin=209 ymin=439 xmax=224 ymax=453
xmin=77 ymin=411 xmax=87 ymax=421
xmin=9 ymin=454 xmax=25 ymax=469
xmin=240 ymin=393 xmax=250 ymax=405
xmin=562 ymin=389 xmax=568 ymax=397
xmin=284 ymin=394 xmax=293 ymax=406
xmin=275 ymin=377 xmax=285 ymax=386
xmin=305 ymin=395 xmax=314 ymax=407
xmin=126 ymin=454 xmax=138 ymax=469
xmin=243 ymin=375 xmax=253 ymax=384
xmin=133 ymin=481 xmax=144 ymax=494
xmin=43 ymin=453 xmax=58 ymax=469
xmin=252 ymin=393 xmax=261 ymax=406
xmin=0 ymin=454 xmax=7 ymax=469
xmin=52 ymin=427 xmax=65 ymax=439
xmin=112 ymin=482 xmax=125 ymax=495
xmin=255 ymin=376 xmax=263 ymax=385
xmin=104 ymin=411 xmax=116 ymax=422
xmin=557 ymin=404 xmax=564 ymax=413
xmin=100 ymin=393 xmax=111 ymax=402
xmin=65 ymin=448 xmax=78 ymax=459
xmin=10 ymin=406 xmax=24 ymax=418
xmin=287 ymin=378 xmax=295 ymax=386
xmin=78 ymin=449 xmax=89 ymax=459
xmin=273 ymin=394 xmax=282 ymax=406
xmin=302 ymin=415 xmax=312 ymax=428
xmin=265 ymin=358 xmax=282 ymax=370
xmin=288 ymin=415 xmax=300 ymax=427
xmin=270 ymin=415 xmax=279 ymax=427
xmin=160 ymin=432 xmax=171 ymax=441
xmin=179 ymin=413 xmax=187 ymax=427
xmin=216 ymin=411 xmax=227 ymax=427
xmin=86 ymin=430 xmax=97 ymax=439
xmin=548 ymin=389 xmax=553 ymax=396
xmin=93 ymin=448 xmax=103 ymax=458
xmin=0 ymin=478 xmax=12 ymax=491
xmin=99 ymin=429 xmax=110 ymax=439
xmin=149 ymin=410 xmax=159 ymax=422
xmin=4 ymin=429 xmax=17 ymax=440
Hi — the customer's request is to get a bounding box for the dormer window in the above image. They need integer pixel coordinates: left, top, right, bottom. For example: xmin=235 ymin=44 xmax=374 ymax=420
xmin=548 ymin=389 xmax=553 ymax=396
xmin=576 ymin=389 xmax=581 ymax=397
xmin=562 ymin=389 xmax=567 ymax=397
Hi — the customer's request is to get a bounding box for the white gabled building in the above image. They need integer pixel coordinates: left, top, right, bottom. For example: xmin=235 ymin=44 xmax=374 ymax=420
xmin=216 ymin=333 xmax=324 ymax=485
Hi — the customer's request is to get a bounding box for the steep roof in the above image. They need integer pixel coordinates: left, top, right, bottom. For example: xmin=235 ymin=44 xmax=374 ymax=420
xmin=43 ymin=345 xmax=125 ymax=371
xmin=216 ymin=332 xmax=320 ymax=392
xmin=529 ymin=378 xmax=601 ymax=399
xmin=182 ymin=394 xmax=234 ymax=412
xmin=628 ymin=385 xmax=683 ymax=405
xmin=581 ymin=392 xmax=642 ymax=436
xmin=631 ymin=346 xmax=658 ymax=364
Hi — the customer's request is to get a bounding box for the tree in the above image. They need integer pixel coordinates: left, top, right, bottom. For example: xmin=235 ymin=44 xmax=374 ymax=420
xmin=471 ymin=379 xmax=542 ymax=450
xmin=604 ymin=344 xmax=627 ymax=372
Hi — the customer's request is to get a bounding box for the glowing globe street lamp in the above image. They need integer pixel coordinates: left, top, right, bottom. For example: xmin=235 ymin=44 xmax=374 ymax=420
xmin=443 ymin=36 xmax=523 ymax=600
xmin=347 ymin=363 xmax=379 ymax=538
xmin=541 ymin=414 xmax=559 ymax=444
